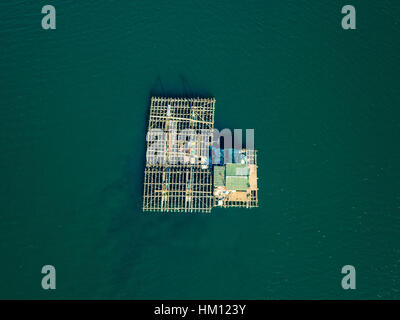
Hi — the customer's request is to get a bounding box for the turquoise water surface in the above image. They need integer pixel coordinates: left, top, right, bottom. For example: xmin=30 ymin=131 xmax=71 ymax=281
xmin=0 ymin=0 xmax=399 ymax=299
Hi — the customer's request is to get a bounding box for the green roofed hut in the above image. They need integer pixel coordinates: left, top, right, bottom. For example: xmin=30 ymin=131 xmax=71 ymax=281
xmin=224 ymin=163 xmax=250 ymax=191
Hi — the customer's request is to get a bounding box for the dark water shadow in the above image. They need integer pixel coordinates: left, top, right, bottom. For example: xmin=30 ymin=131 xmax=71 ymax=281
xmin=149 ymin=76 xmax=213 ymax=98
xmin=95 ymin=86 xmax=215 ymax=297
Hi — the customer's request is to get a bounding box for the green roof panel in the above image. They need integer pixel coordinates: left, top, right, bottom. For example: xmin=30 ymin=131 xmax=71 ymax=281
xmin=214 ymin=166 xmax=225 ymax=187
xmin=226 ymin=164 xmax=249 ymax=176
xmin=226 ymin=176 xmax=249 ymax=191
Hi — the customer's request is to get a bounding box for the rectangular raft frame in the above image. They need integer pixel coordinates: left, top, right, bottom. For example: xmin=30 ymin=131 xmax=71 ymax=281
xmin=143 ymin=97 xmax=215 ymax=213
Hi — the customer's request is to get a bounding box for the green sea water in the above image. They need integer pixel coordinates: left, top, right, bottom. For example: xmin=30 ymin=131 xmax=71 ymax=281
xmin=1 ymin=0 xmax=399 ymax=299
